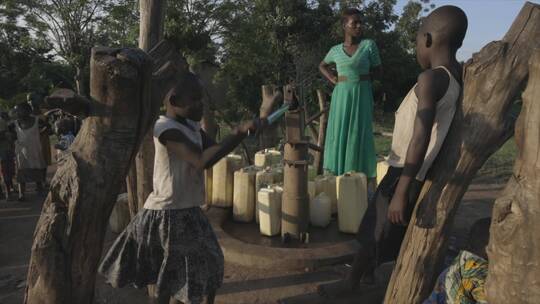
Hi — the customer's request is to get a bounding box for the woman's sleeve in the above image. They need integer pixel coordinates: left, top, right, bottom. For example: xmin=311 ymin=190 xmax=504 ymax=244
xmin=323 ymin=47 xmax=335 ymax=64
xmin=369 ymin=40 xmax=382 ymax=67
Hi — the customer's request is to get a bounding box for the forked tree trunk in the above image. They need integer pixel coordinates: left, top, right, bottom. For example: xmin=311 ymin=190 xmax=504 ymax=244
xmin=485 ymin=50 xmax=540 ymax=304
xmin=384 ymin=3 xmax=540 ymax=303
xmin=24 ymin=48 xmax=153 ymax=304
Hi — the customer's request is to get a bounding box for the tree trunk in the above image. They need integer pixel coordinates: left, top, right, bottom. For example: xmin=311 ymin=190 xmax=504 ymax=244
xmin=139 ymin=0 xmax=167 ymax=52
xmin=384 ymin=3 xmax=540 ymax=303
xmin=126 ymin=0 xmax=168 ymax=217
xmin=24 ymin=48 xmax=153 ymax=304
xmin=259 ymin=85 xmax=281 ymax=149
xmin=314 ymin=90 xmax=328 ymax=175
xmin=485 ymin=49 xmax=540 ymax=304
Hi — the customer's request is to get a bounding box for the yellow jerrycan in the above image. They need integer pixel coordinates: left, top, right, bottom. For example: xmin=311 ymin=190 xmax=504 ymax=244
xmin=258 ymin=185 xmax=283 ymax=236
xmin=233 ymin=166 xmax=258 ymax=222
xmin=212 ymin=154 xmax=243 ymax=207
xmin=377 ymin=161 xmax=389 ymax=186
xmin=254 ymin=148 xmax=282 ymax=168
xmin=337 ymin=172 xmax=368 ymax=234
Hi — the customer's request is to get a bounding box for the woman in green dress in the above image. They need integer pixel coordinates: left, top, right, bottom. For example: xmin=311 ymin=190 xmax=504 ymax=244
xmin=319 ymin=8 xmax=382 ymax=184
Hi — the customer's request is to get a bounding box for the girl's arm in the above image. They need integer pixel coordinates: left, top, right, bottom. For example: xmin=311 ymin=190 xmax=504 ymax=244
xmin=160 ymin=119 xmax=261 ymax=171
xmin=319 ymin=61 xmax=337 ymax=85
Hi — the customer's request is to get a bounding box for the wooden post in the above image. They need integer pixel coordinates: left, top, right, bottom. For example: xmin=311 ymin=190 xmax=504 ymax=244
xmin=314 ymin=90 xmax=328 ymax=175
xmin=126 ymin=0 xmax=168 ymax=217
xmin=24 ymin=48 xmax=153 ymax=304
xmin=384 ymin=3 xmax=540 ymax=303
xmin=485 ymin=50 xmax=540 ymax=304
xmin=259 ymin=85 xmax=281 ymax=149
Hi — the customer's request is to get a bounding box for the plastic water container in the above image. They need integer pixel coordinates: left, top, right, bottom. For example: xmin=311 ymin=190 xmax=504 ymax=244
xmin=377 ymin=161 xmax=389 ymax=185
xmin=337 ymin=172 xmax=368 ymax=234
xmin=310 ymin=192 xmax=332 ymax=228
xmin=314 ymin=175 xmax=337 ymax=213
xmin=258 ymin=186 xmax=283 ymax=236
xmin=254 ymin=148 xmax=282 ymax=168
xmin=212 ymin=154 xmax=243 ymax=207
xmin=233 ymin=167 xmax=258 ymax=222
xmin=255 ymin=167 xmax=276 ymax=223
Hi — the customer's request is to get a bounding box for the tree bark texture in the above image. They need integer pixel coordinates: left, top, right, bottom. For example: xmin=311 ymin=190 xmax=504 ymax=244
xmin=384 ymin=3 xmax=540 ymax=303
xmin=139 ymin=0 xmax=167 ymax=52
xmin=485 ymin=49 xmax=540 ymax=304
xmin=259 ymin=85 xmax=281 ymax=149
xmin=314 ymin=90 xmax=328 ymax=175
xmin=24 ymin=48 xmax=153 ymax=304
xmin=126 ymin=0 xmax=168 ymax=217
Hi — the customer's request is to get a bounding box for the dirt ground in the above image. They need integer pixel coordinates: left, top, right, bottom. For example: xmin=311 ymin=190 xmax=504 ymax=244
xmin=0 ymin=165 xmax=502 ymax=304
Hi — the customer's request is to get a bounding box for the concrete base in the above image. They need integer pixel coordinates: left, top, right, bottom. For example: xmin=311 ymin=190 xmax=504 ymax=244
xmin=208 ymin=208 xmax=360 ymax=270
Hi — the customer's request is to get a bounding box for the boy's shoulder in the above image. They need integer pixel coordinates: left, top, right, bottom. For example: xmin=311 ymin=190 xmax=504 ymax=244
xmin=415 ymin=68 xmax=451 ymax=102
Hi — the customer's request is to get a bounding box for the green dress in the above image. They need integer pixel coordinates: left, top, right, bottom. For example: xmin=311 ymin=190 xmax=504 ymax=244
xmin=323 ymin=39 xmax=381 ymax=177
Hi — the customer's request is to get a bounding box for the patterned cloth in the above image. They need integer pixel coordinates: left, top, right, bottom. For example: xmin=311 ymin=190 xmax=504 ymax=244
xmin=424 ymin=250 xmax=488 ymax=304
xmin=56 ymin=132 xmax=75 ymax=151
xmin=99 ymin=207 xmax=224 ymax=304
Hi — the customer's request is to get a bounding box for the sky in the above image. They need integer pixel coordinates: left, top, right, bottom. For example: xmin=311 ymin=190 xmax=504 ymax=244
xmin=395 ymin=0 xmax=540 ymax=61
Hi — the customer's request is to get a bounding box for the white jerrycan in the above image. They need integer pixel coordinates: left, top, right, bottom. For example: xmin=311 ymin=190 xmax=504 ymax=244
xmin=314 ymin=174 xmax=338 ymax=214
xmin=233 ymin=166 xmax=258 ymax=222
xmin=255 ymin=167 xmax=276 ymax=223
xmin=310 ymin=192 xmax=332 ymax=228
xmin=337 ymin=172 xmax=368 ymax=234
xmin=212 ymin=154 xmax=244 ymax=207
xmin=258 ymin=185 xmax=283 ymax=236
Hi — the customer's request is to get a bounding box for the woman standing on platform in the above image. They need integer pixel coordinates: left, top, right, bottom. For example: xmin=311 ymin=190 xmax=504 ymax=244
xmin=320 ymin=8 xmax=382 ymax=187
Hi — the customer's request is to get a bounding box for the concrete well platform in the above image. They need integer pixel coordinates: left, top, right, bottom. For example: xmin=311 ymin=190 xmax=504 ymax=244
xmin=207 ymin=208 xmax=359 ymax=270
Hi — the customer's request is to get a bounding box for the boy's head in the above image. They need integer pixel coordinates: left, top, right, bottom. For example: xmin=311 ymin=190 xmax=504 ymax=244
xmin=416 ymin=5 xmax=468 ymax=69
xmin=467 ymin=217 xmax=492 ymax=260
xmin=341 ymin=8 xmax=363 ymax=38
xmin=14 ymin=102 xmax=32 ymax=120
xmin=165 ymin=72 xmax=204 ymax=122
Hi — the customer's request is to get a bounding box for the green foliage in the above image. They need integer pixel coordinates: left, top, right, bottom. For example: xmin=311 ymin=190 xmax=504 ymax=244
xmin=0 ymin=0 xmax=74 ymax=102
xmin=97 ymin=0 xmax=139 ymax=48
xmin=164 ymin=0 xmax=222 ymax=64
xmin=2 ymin=0 xmax=435 ymax=119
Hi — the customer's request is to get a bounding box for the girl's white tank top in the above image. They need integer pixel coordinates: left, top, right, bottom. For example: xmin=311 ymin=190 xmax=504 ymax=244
xmin=144 ymin=116 xmax=205 ymax=210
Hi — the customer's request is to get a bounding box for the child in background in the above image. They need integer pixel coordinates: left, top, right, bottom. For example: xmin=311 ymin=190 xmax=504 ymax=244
xmin=424 ymin=218 xmax=491 ymax=304
xmin=54 ymin=118 xmax=75 ymax=157
xmin=0 ymin=119 xmax=16 ymax=201
xmin=99 ymin=72 xmax=274 ymax=304
xmin=11 ymin=103 xmax=48 ymax=201
xmin=319 ymin=5 xmax=467 ymax=298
